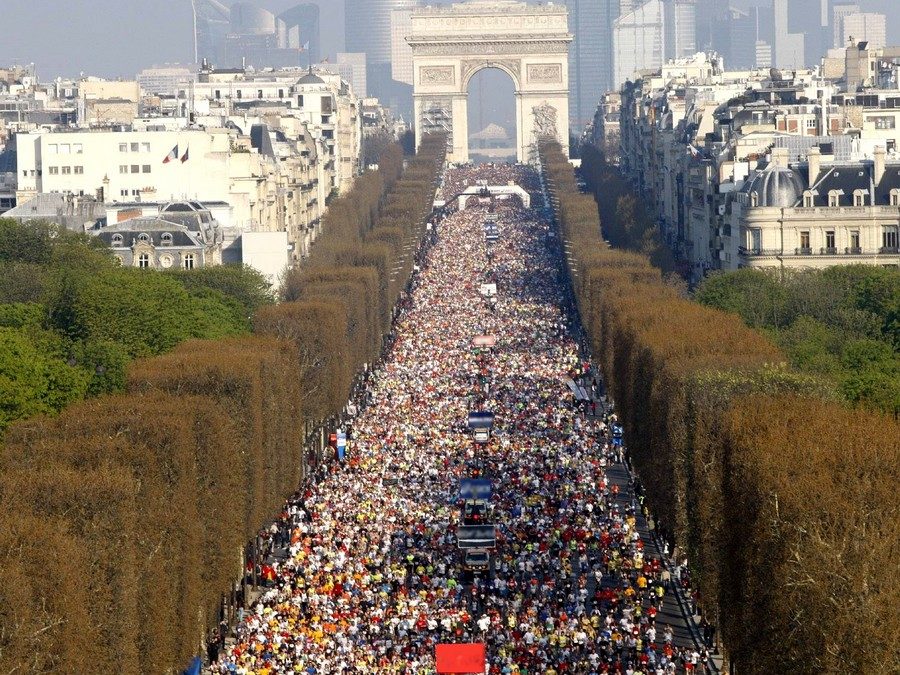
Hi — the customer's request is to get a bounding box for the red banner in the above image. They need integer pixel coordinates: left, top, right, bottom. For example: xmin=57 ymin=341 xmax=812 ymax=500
xmin=436 ymin=643 xmax=485 ymax=674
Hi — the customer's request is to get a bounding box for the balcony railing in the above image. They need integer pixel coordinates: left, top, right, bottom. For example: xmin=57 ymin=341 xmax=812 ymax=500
xmin=845 ymin=247 xmax=862 ymax=255
xmin=795 ymin=247 xmax=813 ymax=256
xmin=820 ymin=247 xmax=838 ymax=255
xmin=740 ymin=246 xmax=893 ymax=257
xmin=880 ymin=246 xmax=900 ymax=254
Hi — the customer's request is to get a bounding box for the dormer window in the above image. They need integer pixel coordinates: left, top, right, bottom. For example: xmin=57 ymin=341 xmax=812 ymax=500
xmin=137 ymin=233 xmax=151 ymax=244
xmin=160 ymin=233 xmax=173 ymax=246
xmin=111 ymin=234 xmax=124 ymax=246
xmin=803 ymin=191 xmax=814 ymax=208
xmin=828 ymin=190 xmax=841 ymax=207
xmin=853 ymin=190 xmax=867 ymax=206
xmin=890 ymin=189 xmax=900 ymax=206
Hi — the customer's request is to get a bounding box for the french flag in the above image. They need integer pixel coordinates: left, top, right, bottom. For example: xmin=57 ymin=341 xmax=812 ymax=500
xmin=163 ymin=144 xmax=178 ymax=163
xmin=180 ymin=145 xmax=189 ymax=163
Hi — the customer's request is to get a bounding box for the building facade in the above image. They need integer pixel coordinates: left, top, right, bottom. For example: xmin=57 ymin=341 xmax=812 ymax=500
xmin=615 ymin=53 xmax=900 ymax=279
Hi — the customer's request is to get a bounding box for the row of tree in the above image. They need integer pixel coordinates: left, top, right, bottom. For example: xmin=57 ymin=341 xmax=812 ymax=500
xmin=0 ymin=135 xmax=447 ymax=673
xmin=540 ymin=140 xmax=900 ymax=672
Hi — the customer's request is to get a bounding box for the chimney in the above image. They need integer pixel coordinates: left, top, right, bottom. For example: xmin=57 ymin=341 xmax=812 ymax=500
xmin=772 ymin=146 xmax=789 ymax=169
xmin=807 ymin=146 xmax=821 ymax=186
xmin=874 ymin=145 xmax=886 ymax=184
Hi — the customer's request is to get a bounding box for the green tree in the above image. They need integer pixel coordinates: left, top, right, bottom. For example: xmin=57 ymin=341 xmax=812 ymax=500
xmin=165 ymin=264 xmax=273 ymax=318
xmin=0 ymin=327 xmax=89 ymax=431
xmin=49 ymin=266 xmax=247 ymax=358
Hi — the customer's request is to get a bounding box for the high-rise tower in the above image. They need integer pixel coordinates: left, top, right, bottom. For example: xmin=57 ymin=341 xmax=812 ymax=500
xmin=568 ymin=0 xmax=619 ymax=135
xmin=345 ymin=0 xmax=413 ymax=102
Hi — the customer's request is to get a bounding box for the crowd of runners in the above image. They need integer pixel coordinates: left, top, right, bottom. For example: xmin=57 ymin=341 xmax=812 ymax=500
xmin=210 ymin=164 xmax=712 ymax=674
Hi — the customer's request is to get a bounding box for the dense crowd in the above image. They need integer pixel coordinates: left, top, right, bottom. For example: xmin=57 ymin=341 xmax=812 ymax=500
xmin=211 ymin=164 xmax=710 ymax=674
xmin=439 ymin=163 xmax=543 ymax=202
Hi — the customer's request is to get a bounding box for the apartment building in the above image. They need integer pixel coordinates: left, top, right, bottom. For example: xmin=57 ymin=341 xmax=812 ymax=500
xmin=616 ymin=53 xmax=900 ymax=280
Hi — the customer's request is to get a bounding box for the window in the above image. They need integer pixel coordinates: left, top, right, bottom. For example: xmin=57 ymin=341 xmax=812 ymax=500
xmin=48 ymin=166 xmax=59 ymax=175
xmin=142 ymin=165 xmax=151 ymax=173
xmin=278 ymin=88 xmax=284 ymax=98
xmin=119 ymin=165 xmax=128 ymax=174
xmin=884 ymin=226 xmax=899 ymax=251
xmin=854 ymin=190 xmax=866 ymax=206
xmin=160 ymin=233 xmax=173 ymax=246
xmin=806 ymin=118 xmax=817 ymax=128
xmin=111 ymin=234 xmax=124 ymax=246
xmin=61 ymin=166 xmax=71 ymax=175
xmin=131 ymin=165 xmax=140 ymax=173
xmin=298 ymin=94 xmax=304 ymax=107
xmin=141 ymin=143 xmax=151 ymax=153
xmin=59 ymin=144 xmax=70 ymax=154
xmin=73 ymin=143 xmax=83 ymax=154
xmin=803 ymin=191 xmax=814 ymax=207
xmin=872 ymin=116 xmax=896 ymax=130
xmin=825 ymin=230 xmax=835 ymax=252
xmin=321 ymin=96 xmax=332 ymax=114
xmin=749 ymin=228 xmax=762 ymax=252
xmin=74 ymin=165 xmax=83 ymax=174
xmin=236 ymin=90 xmax=242 ymax=99
xmin=828 ymin=190 xmax=840 ymax=207
xmin=214 ymin=89 xmax=221 ymax=99
xmin=48 ymin=143 xmax=58 ymax=153
xmin=138 ymin=253 xmax=150 ymax=268
xmin=130 ymin=142 xmax=139 ymax=152
xmin=120 ymin=189 xmax=128 ymax=197
xmin=850 ymin=230 xmax=861 ymax=253
xmin=799 ymin=231 xmax=811 ymax=253
xmin=257 ymin=89 xmax=263 ymax=98
xmin=891 ymin=189 xmax=900 ymax=206
xmin=183 ymin=253 xmax=194 ymax=269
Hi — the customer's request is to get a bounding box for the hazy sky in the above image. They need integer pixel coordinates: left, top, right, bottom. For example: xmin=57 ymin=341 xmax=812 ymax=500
xmin=0 ymin=0 xmax=346 ymax=79
xmin=0 ymin=0 xmax=898 ymax=79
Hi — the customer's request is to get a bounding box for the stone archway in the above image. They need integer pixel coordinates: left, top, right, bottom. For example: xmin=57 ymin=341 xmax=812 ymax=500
xmin=408 ymin=0 xmax=572 ymax=164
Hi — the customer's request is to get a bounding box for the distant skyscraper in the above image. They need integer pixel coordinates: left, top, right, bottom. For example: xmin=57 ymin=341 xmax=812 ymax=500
xmin=755 ymin=41 xmax=773 ymax=68
xmin=773 ymin=0 xmax=804 ymax=69
xmin=193 ymin=2 xmax=320 ymax=69
xmin=832 ymin=4 xmax=860 ymax=48
xmin=279 ymin=4 xmax=321 ymax=66
xmin=694 ymin=0 xmax=728 ymax=53
xmin=336 ymin=52 xmax=368 ymax=97
xmin=670 ymin=0 xmax=697 ymax=60
xmin=568 ymin=0 xmax=619 ymax=135
xmin=613 ymin=0 xmax=666 ymax=89
xmin=192 ymin=0 xmax=230 ymax=66
xmin=786 ymin=0 xmax=827 ymax=67
xmin=390 ymin=1 xmax=421 ymax=87
xmin=726 ymin=7 xmax=755 ymax=70
xmin=345 ymin=0 xmax=412 ymax=101
xmin=842 ymin=13 xmax=887 ymax=50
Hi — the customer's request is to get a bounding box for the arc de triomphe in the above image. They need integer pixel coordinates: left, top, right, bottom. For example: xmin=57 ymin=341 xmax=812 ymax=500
xmin=408 ymin=0 xmax=572 ymax=164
